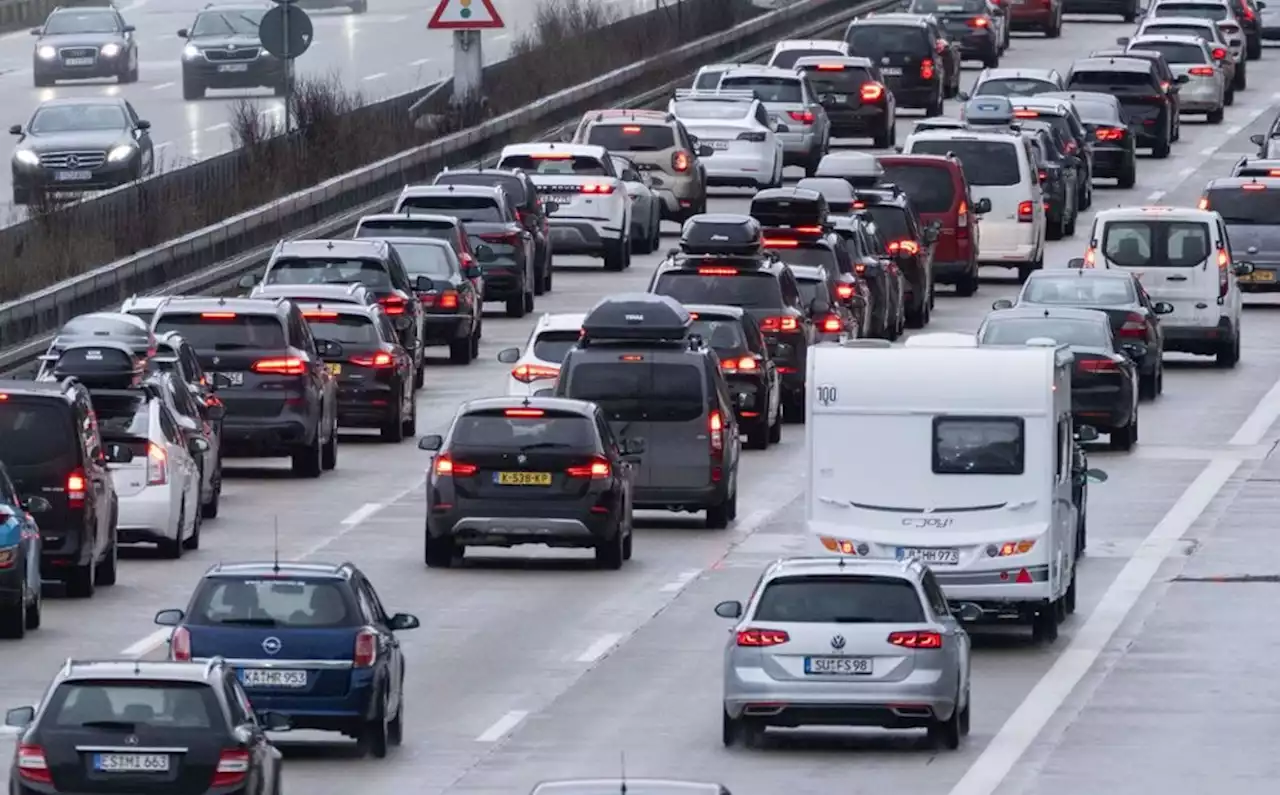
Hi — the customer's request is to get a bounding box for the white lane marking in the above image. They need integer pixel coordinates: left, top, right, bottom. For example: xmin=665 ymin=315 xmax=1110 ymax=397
xmin=1145 ymin=190 xmax=1165 ymax=202
xmin=340 ymin=502 xmax=382 ymax=526
xmin=1178 ymin=166 xmax=1196 ymax=178
xmin=151 ymin=81 xmax=174 ymax=91
xmin=362 ymin=72 xmax=387 ymax=82
xmin=575 ymin=633 xmax=623 ymax=663
xmin=659 ymin=568 xmax=703 ymax=593
xmin=1226 ymin=124 xmax=1242 ymax=136
xmin=121 ymin=628 xmax=170 ymax=658
xmin=299 ymin=477 xmax=423 ymax=558
xmin=491 ymin=33 xmax=509 ymax=42
xmin=389 ymin=14 xmax=408 ymax=22
xmin=411 ymin=57 xmax=433 ymax=66
xmin=476 ymin=710 xmax=528 ymax=742
xmin=947 ymin=369 xmax=1280 ymax=795
xmin=205 ymin=122 xmax=229 ymax=132
xmin=1199 ymin=144 xmax=1218 ymax=156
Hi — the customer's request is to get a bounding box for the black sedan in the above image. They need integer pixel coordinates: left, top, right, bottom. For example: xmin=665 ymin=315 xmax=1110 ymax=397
xmin=995 ymin=268 xmax=1171 ymax=398
xmin=1041 ymin=90 xmax=1137 ymax=188
xmin=381 ymin=237 xmax=484 ymax=365
xmin=685 ymin=303 xmax=783 ymax=450
xmin=32 ymin=5 xmax=138 ymax=86
xmin=978 ymin=306 xmax=1140 ymax=451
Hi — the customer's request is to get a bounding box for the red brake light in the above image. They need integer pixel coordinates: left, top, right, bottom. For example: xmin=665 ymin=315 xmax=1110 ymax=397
xmin=354 ymin=628 xmax=377 ymax=668
xmin=17 ymin=744 xmax=52 ymax=785
xmin=1013 ymin=109 xmax=1038 ymax=118
xmin=791 ymin=226 xmax=824 ymax=234
xmin=709 ymin=409 xmax=724 ymax=456
xmin=1038 ymin=169 xmax=1048 ymax=182
xmin=252 ymin=357 xmax=307 ymax=375
xmin=736 ymin=628 xmax=789 ymax=646
xmin=581 ymin=182 xmax=616 ymax=194
xmin=920 ymin=59 xmax=935 ymax=80
xmin=433 ymin=454 xmax=477 ymax=477
xmin=1212 ymin=46 xmax=1227 ymax=59
xmin=969 ymin=15 xmax=990 ymax=26
xmin=620 ymin=354 xmax=644 ymax=361
xmin=378 ymin=296 xmax=407 ymax=315
xmin=1095 ymin=126 xmax=1125 ymax=142
xmin=821 ymin=315 xmax=843 ymax=333
xmin=200 ymin=312 xmax=237 ymax=320
xmin=1243 ymin=182 xmax=1267 ymax=191
xmin=1078 ymin=358 xmax=1120 ymax=372
xmin=511 ymin=363 xmax=560 ymax=383
xmin=887 ymin=239 xmax=920 ymax=255
xmin=171 ymin=626 xmax=191 ymax=661
xmin=350 ymin=352 xmax=395 ymax=368
xmin=504 ymin=408 xmax=545 ymax=417
xmin=1084 ymin=247 xmax=1096 ymax=268
xmin=431 ymin=290 xmax=460 ymax=310
xmin=836 ymin=284 xmax=854 ymax=300
xmin=860 ymin=82 xmax=885 ymax=101
xmin=1219 ymin=248 xmax=1231 ymax=297
xmin=1189 ymin=66 xmax=1215 ymax=76
xmin=302 ymin=311 xmax=339 ymax=319
xmin=1017 ymin=201 xmax=1034 ymax=221
xmin=759 ymin=316 xmax=799 ymax=332
xmin=1118 ymin=312 xmax=1147 ymax=339
xmin=566 ymin=455 xmax=611 ymax=479
xmin=1245 ymin=4 xmax=1256 ymax=19
xmin=212 ymin=749 xmax=250 ymax=788
xmin=815 ymin=64 xmax=846 ymax=70
xmin=672 ymin=151 xmax=692 ymax=172
xmin=531 ymin=152 xmax=572 ymax=160
xmin=697 ymin=266 xmax=739 ymax=275
xmin=763 ymin=238 xmax=799 ymax=248
xmin=66 ymin=471 xmax=86 ymax=506
xmin=788 ymin=110 xmax=815 ymax=124
xmin=147 ymin=442 xmax=167 ymax=486
xmin=721 ymin=355 xmax=759 ymax=373
xmin=854 ymin=262 xmax=867 ymax=275
xmin=887 ymin=631 xmax=942 ymax=649
xmin=622 ymin=125 xmax=642 ymax=133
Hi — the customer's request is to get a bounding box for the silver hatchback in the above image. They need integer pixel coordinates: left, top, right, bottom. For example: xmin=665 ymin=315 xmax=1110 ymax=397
xmin=716 ymin=556 xmax=972 ymax=748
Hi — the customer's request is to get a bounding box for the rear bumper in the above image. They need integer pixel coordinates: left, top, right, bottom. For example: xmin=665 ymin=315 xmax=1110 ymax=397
xmin=117 ymin=488 xmax=178 ymax=543
xmin=1090 ymin=147 xmax=1131 ymax=178
xmin=547 ymin=219 xmax=624 ymax=255
xmin=886 ymin=83 xmax=937 ymax=109
xmin=1009 ymin=7 xmax=1053 ymax=26
xmin=221 ymin=414 xmax=314 ymax=456
xmin=931 ymin=259 xmax=973 ymax=282
xmin=336 ymin=382 xmax=397 ymax=428
xmin=1061 ymin=0 xmax=1132 ymax=12
xmin=935 ymin=564 xmax=1054 ymax=603
xmin=1162 ymin=318 xmax=1233 ymax=354
xmin=427 ymin=493 xmax=622 ymax=547
xmin=724 ymin=374 xmax=770 ymax=422
xmin=13 ymin=784 xmax=251 ymax=795
xmin=724 ymin=667 xmax=954 ymax=728
xmin=236 ymin=672 xmax=377 ymax=732
xmin=978 ymin=241 xmax=1039 ymax=267
xmin=479 ymin=263 xmax=526 ymax=301
xmin=422 ymin=313 xmax=471 ymax=343
xmin=1072 ymin=386 xmax=1133 ymax=431
xmin=827 ymin=106 xmax=891 ymax=137
xmin=633 ymin=483 xmax=726 ymax=512
xmin=1178 ymin=83 xmax=1222 ymax=111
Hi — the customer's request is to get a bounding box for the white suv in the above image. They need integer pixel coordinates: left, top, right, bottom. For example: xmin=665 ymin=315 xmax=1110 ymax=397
xmin=496 ymin=312 xmax=586 ymax=396
xmin=1072 ymin=206 xmax=1253 ymax=367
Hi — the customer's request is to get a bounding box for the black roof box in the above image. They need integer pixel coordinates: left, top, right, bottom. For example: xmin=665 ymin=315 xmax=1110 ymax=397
xmin=580 ymin=294 xmax=692 ymax=345
xmin=46 ymin=312 xmax=155 ymax=358
xmin=750 ymin=188 xmax=829 ymax=230
xmin=679 ymin=214 xmax=763 ymax=256
xmin=49 ymin=341 xmax=146 ymax=389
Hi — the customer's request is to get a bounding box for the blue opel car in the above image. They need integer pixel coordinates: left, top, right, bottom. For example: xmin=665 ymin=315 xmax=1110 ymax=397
xmin=0 ymin=460 xmax=44 ymax=639
xmin=155 ymin=561 xmax=419 ymax=758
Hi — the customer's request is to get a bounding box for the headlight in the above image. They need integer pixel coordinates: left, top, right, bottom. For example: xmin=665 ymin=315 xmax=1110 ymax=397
xmin=13 ymin=150 xmax=39 ymax=166
xmin=100 ymin=43 xmax=121 ymax=57
xmin=183 ymin=44 xmax=200 ymax=60
xmin=107 ymin=144 xmax=135 ymax=163
xmin=36 ymin=46 xmax=55 ymax=60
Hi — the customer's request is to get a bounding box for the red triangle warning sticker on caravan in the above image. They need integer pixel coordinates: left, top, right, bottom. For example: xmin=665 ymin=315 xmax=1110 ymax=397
xmin=428 ymin=0 xmax=504 ymax=29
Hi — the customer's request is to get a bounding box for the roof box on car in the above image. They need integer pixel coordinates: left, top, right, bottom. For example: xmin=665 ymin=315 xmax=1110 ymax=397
xmin=814 ymin=151 xmax=883 ymax=187
xmin=48 ymin=341 xmax=146 ymax=389
xmin=750 ymin=187 xmax=830 ymax=230
xmin=39 ymin=312 xmax=155 ymax=380
xmin=580 ymin=294 xmax=693 ymax=346
xmin=794 ymin=178 xmax=857 ymax=214
xmin=962 ymin=95 xmax=1016 ymax=126
xmin=679 ymin=214 xmax=764 ymax=257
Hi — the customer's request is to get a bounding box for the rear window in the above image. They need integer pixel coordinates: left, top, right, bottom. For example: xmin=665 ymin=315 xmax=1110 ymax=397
xmin=795 ymin=279 xmax=828 ymax=306
xmin=879 ymin=163 xmax=956 ymax=214
xmin=47 ymin=682 xmax=216 ymax=730
xmin=1068 ymin=70 xmax=1157 ymax=88
xmin=1204 ymin=187 xmax=1280 ymax=224
xmin=565 ymin=362 xmax=704 ymax=422
xmin=652 ymin=270 xmax=784 ymax=309
xmin=1066 ymin=98 xmax=1122 ymax=124
xmin=265 ymin=258 xmax=392 ymax=290
xmin=1132 ymin=41 xmax=1208 ymax=63
xmin=389 ymin=241 xmax=457 ymax=278
xmin=933 ymin=416 xmax=1025 ymax=475
xmin=863 ymin=206 xmax=912 ymax=240
xmin=153 ymin=314 xmax=287 ymax=351
xmin=754 ymin=575 xmax=926 ymax=623
xmin=1138 ymin=24 xmax=1211 ymax=39
xmin=980 ymin=317 xmax=1111 ymax=347
xmin=672 ymin=100 xmax=751 ymax=121
xmin=846 ymin=25 xmax=928 ymax=54
xmin=533 ymin=330 xmax=581 ymax=364
xmin=93 ymin=393 xmax=150 ymax=439
xmin=694 ymin=69 xmax=727 ymax=89
xmin=586 ymin=123 xmax=675 ymax=152
xmin=690 ymin=318 xmax=747 ymax=351
xmin=451 ymin=409 xmax=595 ymax=449
xmin=498 ymin=155 xmax=608 ymax=176
xmin=973 ymin=78 xmax=1057 ymax=97
xmin=908 ymin=139 xmax=1021 ymax=186
xmin=396 ymin=196 xmax=503 ymax=223
xmin=770 ymin=48 xmax=844 ymax=69
xmin=801 ymin=66 xmax=874 ymax=95
xmin=1153 ymin=3 xmax=1228 ymax=18
xmin=1101 ymin=220 xmax=1211 ymax=267
xmin=302 ymin=314 xmax=378 ymax=345
xmin=719 ymin=76 xmax=804 ymax=104
xmin=434 ymin=174 xmax=526 ymax=204
xmin=1023 ymin=275 xmax=1136 ymax=305
xmin=0 ymin=401 xmax=75 ymax=468
xmin=355 ymin=219 xmax=454 ymax=239
xmin=187 ymin=577 xmax=356 ymax=628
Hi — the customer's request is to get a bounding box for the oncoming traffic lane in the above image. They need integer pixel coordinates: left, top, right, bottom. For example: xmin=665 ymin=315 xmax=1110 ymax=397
xmin=0 ymin=10 xmax=1278 ymax=795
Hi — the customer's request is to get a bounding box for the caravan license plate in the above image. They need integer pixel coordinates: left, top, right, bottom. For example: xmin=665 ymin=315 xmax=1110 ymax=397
xmin=805 ymin=656 xmax=872 ymax=675
xmin=881 ymin=67 xmax=903 ymax=76
xmin=94 ymin=753 xmax=170 ymax=772
xmin=897 ymin=547 xmax=959 ymax=565
xmin=496 ymin=471 xmax=551 ymax=486
xmin=240 ymin=669 xmax=307 ymax=688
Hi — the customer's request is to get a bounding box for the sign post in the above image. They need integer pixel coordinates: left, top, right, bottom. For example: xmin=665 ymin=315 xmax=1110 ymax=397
xmin=428 ymin=0 xmax=505 ymax=105
xmin=261 ymin=0 xmax=314 ymax=133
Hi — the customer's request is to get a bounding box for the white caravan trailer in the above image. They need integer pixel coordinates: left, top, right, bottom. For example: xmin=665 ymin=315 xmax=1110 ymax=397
xmin=805 ymin=335 xmax=1077 ymax=643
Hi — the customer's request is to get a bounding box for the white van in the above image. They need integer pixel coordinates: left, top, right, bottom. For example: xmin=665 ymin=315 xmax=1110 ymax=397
xmin=804 ymin=335 xmax=1077 ymax=643
xmin=1072 ymin=206 xmax=1253 ymax=367
xmin=903 ymin=128 xmax=1046 ymax=281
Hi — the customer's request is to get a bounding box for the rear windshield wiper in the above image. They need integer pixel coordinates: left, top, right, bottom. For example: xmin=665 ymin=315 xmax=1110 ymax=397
xmin=212 ymin=343 xmax=251 ymax=351
xmin=78 ymin=720 xmax=136 ymax=731
xmin=518 ymin=442 xmax=573 ymax=451
xmin=214 ymin=617 xmax=278 ymax=627
xmin=831 ymin=616 xmax=883 ymax=623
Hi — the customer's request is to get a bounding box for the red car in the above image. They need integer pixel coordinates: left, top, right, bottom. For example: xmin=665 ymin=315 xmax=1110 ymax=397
xmin=1008 ymin=0 xmax=1064 ymax=37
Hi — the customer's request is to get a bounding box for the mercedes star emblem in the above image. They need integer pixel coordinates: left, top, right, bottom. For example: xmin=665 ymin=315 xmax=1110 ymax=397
xmin=65 ymin=155 xmax=79 ymax=169
xmin=262 ymin=636 xmax=282 ymax=655
xmin=124 ymin=735 xmax=139 ymax=746
xmin=830 ymin=634 xmax=846 ymax=650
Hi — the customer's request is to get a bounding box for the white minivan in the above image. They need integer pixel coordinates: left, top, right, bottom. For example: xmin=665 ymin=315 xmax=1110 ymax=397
xmin=903 ymin=128 xmax=1046 ymax=282
xmin=1070 ymin=206 xmax=1254 ymax=367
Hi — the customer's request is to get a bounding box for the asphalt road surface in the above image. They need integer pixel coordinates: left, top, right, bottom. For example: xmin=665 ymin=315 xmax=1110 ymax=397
xmin=0 ymin=10 xmax=1278 ymax=795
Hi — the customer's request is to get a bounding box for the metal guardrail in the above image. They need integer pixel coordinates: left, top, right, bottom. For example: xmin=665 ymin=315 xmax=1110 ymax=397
xmin=0 ymin=0 xmax=890 ymax=372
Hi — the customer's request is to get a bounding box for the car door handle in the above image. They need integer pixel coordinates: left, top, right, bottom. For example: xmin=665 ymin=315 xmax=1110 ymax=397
xmin=1167 ymin=275 xmax=1188 ymax=281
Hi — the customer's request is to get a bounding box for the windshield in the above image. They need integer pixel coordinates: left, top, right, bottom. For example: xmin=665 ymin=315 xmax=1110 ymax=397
xmin=909 ymin=139 xmax=1020 ymax=186
xmin=532 ymin=330 xmax=581 ymax=364
xmin=48 ymin=682 xmax=216 ymax=730
xmin=847 ymin=25 xmax=928 ymax=54
xmin=44 ymin=11 xmax=119 ymax=34
xmin=673 ymin=101 xmax=752 ymax=121
xmin=0 ymin=401 xmax=76 ymax=468
xmin=1132 ymin=41 xmax=1208 ymax=63
xmin=879 ymin=163 xmax=955 ymax=213
xmin=981 ymin=317 xmax=1111 ymax=347
xmin=302 ymin=314 xmax=378 ymax=345
xmin=1101 ymin=220 xmax=1211 ymax=267
xmin=1204 ymin=187 xmax=1280 ymax=224
xmin=803 ymin=67 xmax=874 ymax=95
xmin=1023 ymin=275 xmax=1136 ymax=305
xmin=29 ymin=104 xmax=126 ymax=134
xmin=388 ymin=241 xmax=456 ymax=278
xmin=395 ymin=196 xmax=502 ymax=223
xmin=975 ymin=78 xmax=1057 ymax=97
xmin=586 ymin=124 xmax=675 ymax=152
xmin=188 ymin=577 xmax=356 ymax=627
xmin=564 ymin=363 xmax=704 ymax=423
xmin=933 ymin=416 xmax=1024 ymax=475
xmin=498 ymin=155 xmax=607 ymax=176
xmin=796 ymin=280 xmax=827 ymax=306
xmin=1154 ymin=3 xmax=1228 ymax=19
xmin=191 ymin=9 xmax=265 ymax=36
xmin=652 ymin=271 xmax=784 ymax=309
xmin=451 ymin=411 xmax=595 ymax=449
xmin=770 ymin=48 xmax=844 ymax=69
xmin=153 ymin=313 xmax=286 ymax=351
xmin=93 ymin=394 xmax=150 ymax=439
xmin=690 ymin=318 xmax=747 ymax=352
xmin=719 ymin=76 xmax=803 ymax=104
xmin=754 ymin=576 xmax=926 ymax=623
xmin=1056 ymin=96 xmax=1121 ymax=124
xmin=265 ymin=258 xmax=392 ymax=289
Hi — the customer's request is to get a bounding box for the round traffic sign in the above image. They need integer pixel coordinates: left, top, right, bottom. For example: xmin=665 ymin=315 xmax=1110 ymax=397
xmin=260 ymin=4 xmax=313 ymax=60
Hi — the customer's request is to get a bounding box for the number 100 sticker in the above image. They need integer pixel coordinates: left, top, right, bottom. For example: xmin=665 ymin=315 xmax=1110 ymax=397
xmin=816 ymin=384 xmax=838 ymax=406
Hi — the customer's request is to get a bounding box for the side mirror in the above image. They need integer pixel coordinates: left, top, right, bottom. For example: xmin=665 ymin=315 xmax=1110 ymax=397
xmin=314 ymin=339 xmax=344 ymax=358
xmin=21 ymin=496 xmax=51 ymax=514
xmin=418 ymin=434 xmax=444 ymax=452
xmin=1116 ymin=36 xmax=1130 ymax=45
xmin=956 ymin=91 xmax=970 ymax=101
xmin=621 ymin=170 xmax=638 ymax=182
xmin=697 ymin=145 xmax=714 ymax=158
xmin=1233 ymin=261 xmax=1256 ymax=276
xmin=775 ymin=123 xmax=790 ymax=134
xmin=923 ymin=227 xmax=939 ymax=244
xmin=414 ymin=275 xmax=434 ymax=292
xmin=123 ymin=24 xmax=136 ymax=33
xmin=1153 ymin=301 xmax=1174 ymax=314
xmin=232 ymin=725 xmax=255 ymax=746
xmin=154 ymin=608 xmax=184 ymax=626
xmin=1075 ymin=424 xmax=1100 ymax=443
xmin=714 ymin=600 xmax=743 ymax=619
xmin=388 ymin=613 xmax=420 ymax=631
xmin=496 ymin=347 xmax=521 ymax=364
xmin=622 ymin=437 xmax=646 ymax=455
xmin=991 ymin=299 xmax=1014 ymax=310
xmin=1259 ymin=1 xmax=1267 ymax=8
xmin=5 ymin=706 xmax=34 ymax=729
xmin=1175 ymin=74 xmax=1190 ymax=84
xmin=259 ymin=712 xmax=291 ymax=732
xmin=188 ymin=437 xmax=211 ymax=455
xmin=205 ymin=402 xmax=226 ymax=421
xmin=543 ymin=201 xmax=559 ymax=214
xmin=1086 ymin=467 xmax=1109 ymax=483
xmin=974 ymin=197 xmax=992 ymax=214
xmin=474 ymin=244 xmax=496 ymax=263
xmin=7 ymin=125 xmax=20 ymax=136
xmin=463 ymin=265 xmax=482 ymax=279
xmin=136 ymin=120 xmax=151 ymax=131
xmin=237 ymin=272 xmax=261 ymax=289
xmin=1066 ymin=257 xmax=1085 ymax=269
xmin=29 ymin=28 xmax=41 ymax=36
xmin=104 ymin=443 xmax=134 ymax=464
xmin=1251 ymin=133 xmax=1267 ymax=148
xmin=177 ymin=28 xmax=189 ymax=38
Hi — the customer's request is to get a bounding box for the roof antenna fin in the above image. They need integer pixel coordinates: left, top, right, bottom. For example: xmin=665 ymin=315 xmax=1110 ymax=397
xmin=619 ymin=751 xmax=627 ymax=795
xmin=273 ymin=517 xmax=281 ymax=574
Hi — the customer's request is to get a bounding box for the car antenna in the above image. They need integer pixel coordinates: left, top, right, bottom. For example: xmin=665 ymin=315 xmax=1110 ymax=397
xmin=272 ymin=517 xmax=281 ymax=574
xmin=619 ymin=751 xmax=627 ymax=795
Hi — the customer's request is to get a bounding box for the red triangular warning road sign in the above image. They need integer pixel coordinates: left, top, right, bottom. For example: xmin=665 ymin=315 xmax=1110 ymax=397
xmin=428 ymin=0 xmax=504 ymax=29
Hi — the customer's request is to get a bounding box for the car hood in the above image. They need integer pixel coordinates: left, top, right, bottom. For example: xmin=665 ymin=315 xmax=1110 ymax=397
xmin=1224 ymin=223 xmax=1280 ymax=261
xmin=190 ymin=34 xmax=262 ymax=49
xmin=37 ymin=33 xmax=125 ymax=47
xmin=18 ymin=130 xmax=132 ymax=154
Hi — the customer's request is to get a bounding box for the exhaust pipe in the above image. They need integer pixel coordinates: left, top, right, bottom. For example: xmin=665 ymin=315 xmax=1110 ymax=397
xmin=890 ymin=705 xmax=933 ymax=718
xmin=743 ymin=704 xmax=786 ymax=717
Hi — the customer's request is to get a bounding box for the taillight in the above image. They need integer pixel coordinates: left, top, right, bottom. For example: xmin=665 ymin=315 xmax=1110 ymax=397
xmin=171 ymin=626 xmax=191 ymax=661
xmin=1095 ymin=126 xmax=1125 ymax=142
xmin=860 ymin=82 xmax=885 ymax=101
xmin=1198 ymin=196 xmax=1210 ymax=210
xmin=697 ymin=266 xmax=739 ymax=275
xmin=17 ymin=744 xmax=51 ymax=784
xmin=759 ymin=316 xmax=799 ymax=332
xmin=1038 ymin=169 xmax=1048 ymax=182
xmin=511 ymin=363 xmax=560 ymax=383
xmin=934 ymin=39 xmax=947 ymax=53
xmin=434 ymin=454 xmax=477 ymax=477
xmin=67 ymin=471 xmax=86 ymax=507
xmin=378 ymin=296 xmax=407 ymax=316
xmin=887 ymin=239 xmax=920 ymax=256
xmin=721 ymin=355 xmax=759 ymax=373
xmin=1084 ymin=247 xmax=1096 ymax=268
xmin=147 ymin=442 xmax=167 ymax=486
xmin=580 ymin=182 xmax=616 ymax=194
xmin=1078 ymin=358 xmax=1120 ymax=372
xmin=888 ymin=631 xmax=942 ymax=649
xmin=1218 ymin=248 xmax=1230 ymax=297
xmin=354 ymin=628 xmax=378 ymax=668
xmin=1212 ymin=46 xmax=1227 ymax=59
xmin=1244 ymin=4 xmax=1256 ymax=20
xmin=1118 ymin=312 xmax=1147 ymax=339
xmin=1017 ymin=201 xmax=1034 ymax=222
xmin=736 ymin=628 xmax=789 ymax=646
xmin=479 ymin=231 xmax=522 ymax=247
xmin=836 ymin=283 xmax=855 ymax=300
xmin=854 ymin=262 xmax=867 ymax=275
xmin=788 ymin=110 xmax=815 ymax=124
xmin=672 ymin=151 xmax=691 ymax=172
xmin=252 ymin=357 xmax=307 ymax=375
xmin=211 ymin=749 xmax=250 ymax=788
xmin=821 ymin=314 xmax=843 ymax=333
xmin=969 ymin=15 xmax=990 ymax=26
xmin=1188 ymin=66 xmax=1216 ymax=76
xmin=957 ymin=200 xmax=969 ymax=230
xmin=737 ymin=131 xmax=767 ymax=142
xmin=566 ymin=456 xmax=611 ymax=479
xmin=351 ymin=351 xmax=395 ymax=369
xmin=709 ymin=410 xmax=724 ymax=457
xmin=920 ymin=59 xmax=935 ymax=80
xmin=427 ymin=290 xmax=460 ymax=310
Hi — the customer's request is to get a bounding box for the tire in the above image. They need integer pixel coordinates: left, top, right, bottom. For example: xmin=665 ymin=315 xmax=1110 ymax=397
xmin=1207 ymin=106 xmax=1225 ymax=124
xmin=424 ymin=535 xmax=456 ymax=568
xmin=768 ymin=411 xmax=783 ymax=444
xmin=1139 ymin=369 xmax=1159 ymax=400
xmin=182 ymin=78 xmax=204 ymax=100
xmin=927 ymin=690 xmax=962 ymax=749
xmin=722 ymin=710 xmax=738 ymax=747
xmin=388 ymin=697 xmax=404 ymax=747
xmin=449 ymin=337 xmax=471 ymax=365
xmin=603 ymin=239 xmax=627 ymax=271
xmin=401 ymin=396 xmax=417 ymax=439
xmin=983 ymin=53 xmax=999 ymax=68
xmin=622 ymin=524 xmax=633 ymax=561
xmin=0 ymin=602 xmax=24 ymax=640
xmin=350 ymin=0 xmax=368 ymax=12
xmin=66 ymin=558 xmax=94 ymax=599
xmin=1031 ymin=601 xmax=1059 ymax=643
xmin=1017 ymin=263 xmax=1037 ymax=283
xmin=356 ymin=695 xmax=389 ymax=759
xmin=505 ymin=293 xmax=526 ymax=318
xmin=24 ymin=585 xmax=41 ymax=631
xmin=1153 ymin=133 xmax=1171 ymax=159
xmin=1234 ymin=60 xmax=1247 ymax=91
xmin=160 ymin=506 xmax=185 ymax=559
xmin=1064 ymin=571 xmax=1077 ymax=615
xmin=873 ymin=124 xmax=893 ymax=149
xmin=322 ymin=421 xmax=338 ymax=470
xmin=1118 ymin=157 xmax=1137 ymax=189
xmin=705 ymin=497 xmax=732 ymax=529
xmin=201 ymin=474 xmax=221 ymax=519
xmin=783 ymin=392 xmax=805 ymax=424
xmin=95 ymin=531 xmax=117 ymax=586
xmin=33 ymin=72 xmax=53 ymax=88
xmin=292 ymin=429 xmax=323 ymax=477
xmin=925 ymin=92 xmax=944 ymax=117
xmin=470 ymin=325 xmax=481 ymax=359
xmin=1047 ymin=216 xmax=1064 ymax=242
xmin=523 ymin=290 xmax=535 ymax=313
xmin=1045 ymin=14 xmax=1061 ymax=37
xmin=1248 ymin=37 xmax=1262 ymax=60
xmin=1216 ymin=332 xmax=1240 ymax=367
xmin=1109 ymin=412 xmax=1137 ymax=451
xmin=955 ymin=268 xmax=979 ymax=297
xmin=1226 ymin=86 xmax=1236 ymax=106
xmin=1065 ymin=212 xmax=1076 ymax=237
xmin=413 ymin=361 xmax=425 ymax=390
xmin=745 ymin=418 xmax=770 ymax=450
xmin=184 ymin=507 xmax=202 ymax=551
xmin=958 ymin=691 xmax=971 ymax=736
xmin=381 ymin=401 xmax=405 ymax=443
xmin=594 ymin=523 xmax=625 ymax=570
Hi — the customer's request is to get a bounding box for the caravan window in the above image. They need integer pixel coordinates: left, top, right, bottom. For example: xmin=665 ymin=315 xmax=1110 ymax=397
xmin=932 ymin=416 xmax=1025 ymax=475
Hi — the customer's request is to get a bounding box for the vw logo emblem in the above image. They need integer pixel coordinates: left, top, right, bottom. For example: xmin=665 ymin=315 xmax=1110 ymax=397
xmin=262 ymin=636 xmax=282 ymax=655
xmin=830 ymin=634 xmax=846 ymax=650
xmin=124 ymin=735 xmax=139 ymax=746
xmin=881 ymin=56 xmax=890 ymax=65
xmin=65 ymin=155 xmax=79 ymax=168
xmin=516 ymin=454 xmax=527 ymax=464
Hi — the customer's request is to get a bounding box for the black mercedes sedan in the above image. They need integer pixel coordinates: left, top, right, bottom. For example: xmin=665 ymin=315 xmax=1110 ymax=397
xmin=31 ymin=5 xmax=138 ymax=86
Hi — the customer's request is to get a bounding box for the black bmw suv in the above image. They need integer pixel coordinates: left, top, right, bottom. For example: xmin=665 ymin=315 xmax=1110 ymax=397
xmin=179 ymin=4 xmax=286 ymax=100
xmin=5 ymin=659 xmax=288 ymax=795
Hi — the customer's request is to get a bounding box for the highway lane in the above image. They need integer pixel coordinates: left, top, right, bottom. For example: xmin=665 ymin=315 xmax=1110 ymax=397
xmin=0 ymin=10 xmax=1275 ymax=795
